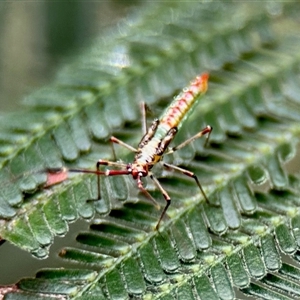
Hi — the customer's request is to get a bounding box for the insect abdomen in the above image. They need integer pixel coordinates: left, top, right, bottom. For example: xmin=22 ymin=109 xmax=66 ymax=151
xmin=159 ymin=73 xmax=209 ymax=130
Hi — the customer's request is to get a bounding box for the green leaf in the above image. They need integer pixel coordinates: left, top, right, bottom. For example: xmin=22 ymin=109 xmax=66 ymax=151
xmin=1 ymin=2 xmax=300 ymax=300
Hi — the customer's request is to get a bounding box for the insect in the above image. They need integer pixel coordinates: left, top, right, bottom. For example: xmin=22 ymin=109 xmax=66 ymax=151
xmin=47 ymin=73 xmax=212 ymax=230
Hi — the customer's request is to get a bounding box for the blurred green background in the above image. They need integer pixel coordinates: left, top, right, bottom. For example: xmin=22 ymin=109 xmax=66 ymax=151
xmin=0 ymin=1 xmax=141 ymax=285
xmin=0 ymin=1 xmax=140 ymax=112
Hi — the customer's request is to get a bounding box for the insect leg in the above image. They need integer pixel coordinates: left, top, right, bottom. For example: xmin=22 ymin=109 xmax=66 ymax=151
xmin=136 ymin=175 xmax=160 ymax=210
xmin=95 ymin=159 xmax=127 ymax=199
xmin=110 ymin=101 xmax=150 ymax=157
xmin=162 ymin=162 xmax=209 ymax=203
xmin=109 ymin=136 xmax=138 ymax=160
xmin=166 ymin=125 xmax=212 ymax=154
xmin=140 ymin=101 xmax=148 ymax=135
xmin=149 ymin=174 xmax=171 ymax=230
xmin=94 ymin=167 xmax=130 ymax=200
xmin=55 ymin=165 xmax=129 ymax=200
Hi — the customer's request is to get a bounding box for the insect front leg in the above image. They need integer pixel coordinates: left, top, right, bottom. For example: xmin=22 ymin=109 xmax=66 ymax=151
xmin=95 ymin=160 xmax=127 ymax=199
xmin=61 ymin=163 xmax=129 ymax=201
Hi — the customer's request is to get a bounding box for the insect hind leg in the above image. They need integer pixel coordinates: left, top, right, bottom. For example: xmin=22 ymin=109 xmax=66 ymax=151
xmin=109 ymin=136 xmax=137 ymax=160
xmin=166 ymin=125 xmax=212 ymax=154
xmin=140 ymin=101 xmax=148 ymax=135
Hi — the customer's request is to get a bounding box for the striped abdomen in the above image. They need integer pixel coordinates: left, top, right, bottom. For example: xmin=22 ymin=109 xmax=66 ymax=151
xmin=133 ymin=73 xmax=209 ymax=168
xmin=159 ymin=73 xmax=209 ymax=131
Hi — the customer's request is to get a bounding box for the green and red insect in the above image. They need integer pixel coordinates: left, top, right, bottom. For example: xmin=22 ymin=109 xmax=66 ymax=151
xmin=48 ymin=73 xmax=212 ymax=229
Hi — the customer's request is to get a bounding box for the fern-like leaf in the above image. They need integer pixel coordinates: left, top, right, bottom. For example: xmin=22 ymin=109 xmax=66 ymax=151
xmin=1 ymin=2 xmax=300 ymax=300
